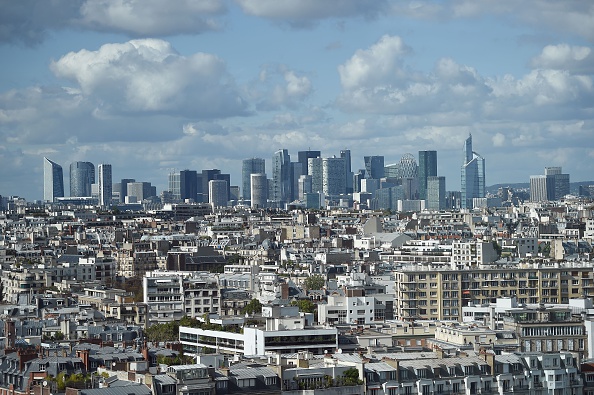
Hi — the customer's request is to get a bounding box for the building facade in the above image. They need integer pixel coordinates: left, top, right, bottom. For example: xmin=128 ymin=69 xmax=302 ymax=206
xmin=70 ymin=161 xmax=95 ymax=197
xmin=98 ymin=163 xmax=112 ymax=207
xmin=43 ymin=157 xmax=64 ymax=202
xmin=461 ymin=134 xmax=485 ymax=209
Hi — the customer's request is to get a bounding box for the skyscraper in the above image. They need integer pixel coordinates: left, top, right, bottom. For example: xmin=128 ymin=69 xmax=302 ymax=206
xmin=308 ymin=157 xmax=323 ymax=193
xmin=250 ymin=173 xmax=267 ymax=208
xmin=98 ymin=163 xmax=112 ymax=207
xmin=530 ymin=175 xmax=555 ymax=202
xmin=242 ymin=158 xmax=266 ymax=200
xmin=272 ymin=149 xmax=291 ymax=205
xmin=340 ymin=149 xmax=353 ymax=193
xmin=120 ymin=178 xmax=135 ymax=201
xmin=168 ymin=171 xmax=181 ymax=201
xmin=461 ymin=134 xmax=485 ymax=209
xmin=43 ymin=157 xmax=64 ymax=202
xmin=180 ymin=170 xmax=198 ymax=202
xmin=364 ymin=156 xmax=385 ymax=179
xmin=427 ymin=176 xmax=446 ymax=210
xmin=418 ymin=151 xmax=437 ymax=200
xmin=544 ymin=166 xmax=570 ymax=200
xmin=70 ymin=161 xmax=95 ymax=197
xmin=209 ymin=179 xmax=228 ymax=208
xmin=322 ymin=157 xmax=346 ymax=196
xmin=297 ymin=150 xmax=321 ymax=176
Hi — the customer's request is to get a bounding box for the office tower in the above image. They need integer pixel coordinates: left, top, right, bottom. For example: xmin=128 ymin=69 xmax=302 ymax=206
xmin=250 ymin=173 xmax=267 ymax=208
xmin=530 ymin=175 xmax=555 ymax=202
xmin=322 ymin=157 xmax=346 ymax=196
xmin=43 ymin=157 xmax=64 ymax=202
xmin=384 ymin=163 xmax=399 ymax=178
xmin=201 ymin=169 xmax=220 ymax=203
xmin=340 ymin=149 xmax=353 ymax=193
xmin=180 ymin=170 xmax=198 ymax=202
xmin=290 ymin=162 xmax=303 ymax=202
xmin=242 ymin=158 xmax=266 ymax=200
xmin=272 ymin=149 xmax=291 ymax=205
xmin=353 ymin=169 xmax=365 ymax=193
xmin=461 ymin=134 xmax=485 ymax=209
xmin=298 ymin=175 xmax=312 ymax=200
xmin=127 ymin=182 xmax=154 ymax=202
xmin=168 ymin=171 xmax=181 ymax=200
xmin=70 ymin=161 xmax=94 ymax=197
xmin=418 ymin=151 xmax=437 ymax=200
xmin=297 ymin=150 xmax=321 ymax=176
xmin=361 ymin=178 xmax=380 ymax=194
xmin=209 ymin=179 xmax=228 ymax=208
xmin=545 ymin=166 xmax=570 ymax=200
xmin=98 ymin=164 xmax=112 ymax=207
xmin=308 ymin=157 xmax=323 ymax=193
xmin=427 ymin=176 xmax=446 ymax=210
xmin=364 ymin=156 xmax=384 ymax=179
xmin=120 ymin=178 xmax=135 ymax=200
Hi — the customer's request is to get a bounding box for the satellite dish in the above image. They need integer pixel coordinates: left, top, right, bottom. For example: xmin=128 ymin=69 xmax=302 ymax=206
xmin=43 ymin=381 xmax=47 ymax=387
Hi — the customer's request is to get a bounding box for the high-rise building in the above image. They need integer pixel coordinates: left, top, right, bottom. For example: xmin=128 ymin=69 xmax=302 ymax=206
xmin=242 ymin=158 xmax=266 ymax=200
xmin=364 ymin=156 xmax=385 ymax=179
xmin=250 ymin=173 xmax=267 ymax=208
xmin=322 ymin=157 xmax=346 ymax=197
xmin=545 ymin=167 xmax=570 ymax=200
xmin=290 ymin=162 xmax=303 ymax=202
xmin=43 ymin=157 xmax=64 ymax=202
xmin=209 ymin=179 xmax=228 ymax=208
xmin=120 ymin=178 xmax=135 ymax=200
xmin=308 ymin=157 xmax=323 ymax=193
xmin=427 ymin=176 xmax=446 ymax=210
xmin=201 ymin=169 xmax=230 ymax=203
xmin=180 ymin=170 xmax=198 ymax=202
xmin=340 ymin=149 xmax=353 ymax=194
xmin=168 ymin=171 xmax=181 ymax=201
xmin=298 ymin=174 xmax=312 ymax=200
xmin=272 ymin=149 xmax=291 ymax=205
xmin=530 ymin=175 xmax=555 ymax=202
xmin=127 ymin=182 xmax=155 ymax=202
xmin=461 ymin=134 xmax=485 ymax=209
xmin=297 ymin=150 xmax=321 ymax=176
xmin=98 ymin=164 xmax=112 ymax=207
xmin=418 ymin=151 xmax=437 ymax=200
xmin=70 ymin=161 xmax=95 ymax=197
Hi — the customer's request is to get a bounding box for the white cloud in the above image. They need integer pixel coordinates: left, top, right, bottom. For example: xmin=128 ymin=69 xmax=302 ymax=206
xmin=50 ymin=39 xmax=247 ymax=117
xmin=235 ymin=0 xmax=387 ymax=25
xmin=248 ymin=65 xmax=312 ymax=110
xmin=530 ymin=44 xmax=594 ymax=73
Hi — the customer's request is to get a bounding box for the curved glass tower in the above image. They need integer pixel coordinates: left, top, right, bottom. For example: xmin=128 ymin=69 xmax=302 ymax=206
xmin=43 ymin=157 xmax=64 ymax=202
xmin=461 ymin=134 xmax=485 ymax=209
xmin=70 ymin=161 xmax=95 ymax=197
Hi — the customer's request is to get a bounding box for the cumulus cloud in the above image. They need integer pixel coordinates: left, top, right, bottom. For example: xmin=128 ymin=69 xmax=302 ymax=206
xmin=235 ymin=0 xmax=388 ymax=27
xmin=248 ymin=65 xmax=312 ymax=110
xmin=0 ymin=0 xmax=225 ymax=45
xmin=530 ymin=44 xmax=594 ymax=74
xmin=50 ymin=39 xmax=247 ymax=117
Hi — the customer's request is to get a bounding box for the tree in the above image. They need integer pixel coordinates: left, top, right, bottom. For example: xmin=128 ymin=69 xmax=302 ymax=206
xmin=342 ymin=367 xmax=362 ymax=385
xmin=242 ymin=299 xmax=262 ymax=315
xmin=492 ymin=240 xmax=502 ymax=259
xmin=144 ymin=321 xmax=179 ymax=343
xmin=291 ymin=299 xmax=316 ymax=314
xmin=303 ymin=275 xmax=325 ymax=291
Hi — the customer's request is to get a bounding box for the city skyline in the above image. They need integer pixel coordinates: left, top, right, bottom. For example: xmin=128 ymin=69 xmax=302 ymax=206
xmin=1 ymin=2 xmax=593 ymax=200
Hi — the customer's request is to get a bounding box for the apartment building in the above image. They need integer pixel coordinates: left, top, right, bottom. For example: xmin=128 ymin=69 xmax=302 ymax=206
xmin=395 ymin=261 xmax=594 ymax=322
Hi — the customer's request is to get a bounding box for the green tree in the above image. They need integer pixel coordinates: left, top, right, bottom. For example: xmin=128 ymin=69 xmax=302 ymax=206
xmin=291 ymin=299 xmax=316 ymax=313
xmin=242 ymin=299 xmax=262 ymax=315
xmin=303 ymin=275 xmax=325 ymax=291
xmin=342 ymin=367 xmax=362 ymax=385
xmin=144 ymin=321 xmax=180 ymax=343
xmin=492 ymin=240 xmax=502 ymax=259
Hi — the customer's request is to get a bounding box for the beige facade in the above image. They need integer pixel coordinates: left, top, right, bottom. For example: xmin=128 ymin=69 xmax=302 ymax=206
xmin=395 ymin=261 xmax=594 ymax=321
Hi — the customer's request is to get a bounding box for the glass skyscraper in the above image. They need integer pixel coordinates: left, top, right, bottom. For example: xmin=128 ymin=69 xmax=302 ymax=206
xmin=242 ymin=158 xmax=266 ymax=200
xmin=364 ymin=156 xmax=385 ymax=179
xmin=70 ymin=161 xmax=95 ymax=197
xmin=272 ymin=149 xmax=291 ymax=205
xmin=418 ymin=151 xmax=437 ymax=200
xmin=98 ymin=163 xmax=112 ymax=207
xmin=43 ymin=157 xmax=64 ymax=202
xmin=461 ymin=134 xmax=485 ymax=209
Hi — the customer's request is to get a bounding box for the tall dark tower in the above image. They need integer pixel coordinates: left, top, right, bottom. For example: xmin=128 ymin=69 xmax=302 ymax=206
xmin=418 ymin=151 xmax=437 ymax=200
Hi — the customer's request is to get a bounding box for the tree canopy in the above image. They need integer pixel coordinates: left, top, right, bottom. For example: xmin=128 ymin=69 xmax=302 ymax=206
xmin=242 ymin=299 xmax=262 ymax=315
xmin=303 ymin=274 xmax=325 ymax=291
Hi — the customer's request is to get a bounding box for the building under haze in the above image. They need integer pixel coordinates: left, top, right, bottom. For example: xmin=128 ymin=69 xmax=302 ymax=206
xmin=461 ymin=134 xmax=485 ymax=209
xmin=43 ymin=157 xmax=64 ymax=202
xmin=250 ymin=173 xmax=267 ymax=209
xmin=98 ymin=163 xmax=112 ymax=207
xmin=272 ymin=149 xmax=291 ymax=206
xmin=242 ymin=158 xmax=266 ymax=201
xmin=545 ymin=166 xmax=570 ymax=200
xmin=427 ymin=176 xmax=446 ymax=210
xmin=209 ymin=179 xmax=228 ymax=209
xmin=418 ymin=150 xmax=437 ymax=201
xmin=364 ymin=155 xmax=384 ymax=179
xmin=70 ymin=161 xmax=95 ymax=197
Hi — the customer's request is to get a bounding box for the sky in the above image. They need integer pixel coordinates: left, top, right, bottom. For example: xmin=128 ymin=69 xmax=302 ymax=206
xmin=1 ymin=0 xmax=593 ymax=201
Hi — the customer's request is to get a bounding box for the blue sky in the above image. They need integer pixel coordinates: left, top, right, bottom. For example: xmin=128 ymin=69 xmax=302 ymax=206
xmin=1 ymin=0 xmax=593 ymax=200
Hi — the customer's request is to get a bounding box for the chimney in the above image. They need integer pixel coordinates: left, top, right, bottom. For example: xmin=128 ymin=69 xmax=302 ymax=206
xmin=220 ymin=367 xmax=230 ymax=377
xmin=77 ymin=349 xmax=90 ymax=371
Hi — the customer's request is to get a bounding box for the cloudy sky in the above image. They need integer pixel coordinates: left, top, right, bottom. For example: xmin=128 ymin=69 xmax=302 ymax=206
xmin=1 ymin=0 xmax=593 ymax=200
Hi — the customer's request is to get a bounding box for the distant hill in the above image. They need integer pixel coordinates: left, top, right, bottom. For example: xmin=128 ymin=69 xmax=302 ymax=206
xmin=486 ymin=181 xmax=594 ymax=195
